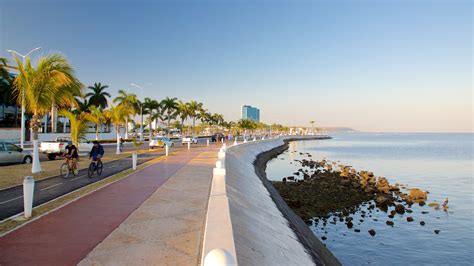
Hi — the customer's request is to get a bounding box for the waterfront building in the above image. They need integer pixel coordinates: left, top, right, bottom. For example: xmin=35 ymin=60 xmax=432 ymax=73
xmin=241 ymin=105 xmax=260 ymax=122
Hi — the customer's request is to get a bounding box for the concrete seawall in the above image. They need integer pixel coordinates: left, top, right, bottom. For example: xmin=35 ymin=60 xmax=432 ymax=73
xmin=225 ymin=136 xmax=340 ymax=265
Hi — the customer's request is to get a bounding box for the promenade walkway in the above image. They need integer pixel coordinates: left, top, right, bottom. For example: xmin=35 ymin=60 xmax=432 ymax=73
xmin=0 ymin=145 xmax=218 ymax=265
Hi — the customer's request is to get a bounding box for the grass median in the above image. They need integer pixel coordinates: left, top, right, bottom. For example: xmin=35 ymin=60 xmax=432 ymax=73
xmin=0 ymin=147 xmax=156 ymax=190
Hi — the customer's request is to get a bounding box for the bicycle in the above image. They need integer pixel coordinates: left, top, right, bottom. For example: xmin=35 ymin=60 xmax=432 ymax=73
xmin=87 ymin=159 xmax=103 ymax=178
xmin=60 ymin=156 xmax=79 ymax=178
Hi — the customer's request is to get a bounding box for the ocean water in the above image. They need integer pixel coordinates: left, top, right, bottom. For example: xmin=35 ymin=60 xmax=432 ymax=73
xmin=266 ymin=133 xmax=473 ymax=265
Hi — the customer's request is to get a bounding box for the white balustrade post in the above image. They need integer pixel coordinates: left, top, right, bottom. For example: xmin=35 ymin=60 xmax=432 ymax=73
xmin=218 ymin=149 xmax=226 ymax=168
xmin=233 ymin=137 xmax=238 ymax=146
xmin=23 ymin=176 xmax=35 ymax=218
xmin=204 ymin=249 xmax=235 ymax=266
xmin=188 ymin=141 xmax=191 ymax=150
xmin=132 ymin=153 xmax=138 ymax=170
xmin=243 ymin=138 xmax=247 ymax=143
xmin=253 ymin=136 xmax=256 ymax=141
xmin=165 ymin=144 xmax=169 ymax=156
xmin=207 ymin=139 xmax=210 ymax=147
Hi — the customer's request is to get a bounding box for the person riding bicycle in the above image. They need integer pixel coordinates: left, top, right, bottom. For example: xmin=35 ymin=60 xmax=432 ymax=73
xmin=65 ymin=142 xmax=79 ymax=170
xmin=119 ymin=137 xmax=124 ymax=151
xmin=89 ymin=141 xmax=104 ymax=167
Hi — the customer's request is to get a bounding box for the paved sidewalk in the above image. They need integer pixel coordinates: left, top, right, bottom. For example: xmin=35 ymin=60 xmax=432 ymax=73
xmin=0 ymin=146 xmax=217 ymax=265
xmin=80 ymin=149 xmax=217 ymax=265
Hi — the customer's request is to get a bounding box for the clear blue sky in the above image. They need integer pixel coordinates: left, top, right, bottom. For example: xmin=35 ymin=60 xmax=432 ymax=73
xmin=1 ymin=0 xmax=472 ymax=132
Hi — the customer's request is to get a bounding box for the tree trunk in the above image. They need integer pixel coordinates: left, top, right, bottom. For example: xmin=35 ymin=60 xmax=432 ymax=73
xmin=125 ymin=117 xmax=129 ymax=139
xmin=51 ymin=104 xmax=57 ymax=133
xmin=116 ymin=125 xmax=121 ymax=154
xmin=96 ymin=123 xmax=99 ymax=140
xmin=192 ymin=117 xmax=196 ymax=135
xmin=31 ymin=113 xmax=42 ymax=173
xmin=149 ymin=114 xmax=153 ymax=140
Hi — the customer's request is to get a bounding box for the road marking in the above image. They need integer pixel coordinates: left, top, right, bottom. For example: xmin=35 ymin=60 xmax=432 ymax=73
xmin=109 ymin=164 xmax=120 ymax=169
xmin=71 ymin=175 xmax=86 ymax=180
xmin=40 ymin=183 xmax=63 ymax=191
xmin=0 ymin=196 xmax=23 ymax=205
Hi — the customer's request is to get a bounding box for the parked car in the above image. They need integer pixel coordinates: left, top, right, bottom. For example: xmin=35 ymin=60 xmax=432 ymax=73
xmin=40 ymin=137 xmax=93 ymax=160
xmin=0 ymin=142 xmax=32 ymax=165
xmin=211 ymin=133 xmax=225 ymax=142
xmin=149 ymin=136 xmax=175 ymax=149
xmin=182 ymin=136 xmax=198 ymax=145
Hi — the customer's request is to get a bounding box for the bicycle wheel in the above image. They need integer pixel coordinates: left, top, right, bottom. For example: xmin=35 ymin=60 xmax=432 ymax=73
xmin=72 ymin=162 xmax=80 ymax=176
xmin=60 ymin=163 xmax=70 ymax=178
xmin=97 ymin=161 xmax=103 ymax=176
xmin=88 ymin=162 xmax=95 ymax=178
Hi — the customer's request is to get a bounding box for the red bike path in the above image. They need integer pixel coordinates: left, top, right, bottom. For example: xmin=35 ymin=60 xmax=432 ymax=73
xmin=0 ymin=147 xmax=208 ymax=265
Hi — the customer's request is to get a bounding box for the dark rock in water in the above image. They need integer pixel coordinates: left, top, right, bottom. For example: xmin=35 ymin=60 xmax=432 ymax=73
xmin=293 ymin=172 xmax=300 ymax=176
xmin=321 ymin=236 xmax=327 ymax=240
xmin=282 ymin=177 xmax=287 ymax=183
xmin=354 ymin=229 xmax=361 ymax=232
xmin=434 ymin=230 xmax=440 ymax=234
xmin=390 ymin=210 xmax=397 ymax=216
xmin=306 ymin=219 xmax=313 ymax=225
xmin=388 ymin=214 xmax=394 ymax=219
xmin=386 ymin=220 xmax=394 ymax=226
xmin=368 ymin=229 xmax=376 ymax=236
xmin=419 ymin=201 xmax=426 ymax=206
xmin=359 ymin=219 xmax=364 ymax=223
xmin=407 ymin=216 xmax=414 ymax=222
xmin=420 ymin=221 xmax=426 ymax=226
xmin=422 ymin=211 xmax=429 ymax=214
xmin=406 ymin=209 xmax=413 ymax=213
xmin=346 ymin=221 xmax=354 ymax=228
xmin=287 ymin=176 xmax=295 ymax=181
xmin=395 ymin=204 xmax=405 ymax=214
xmin=373 ymin=218 xmax=378 ymax=221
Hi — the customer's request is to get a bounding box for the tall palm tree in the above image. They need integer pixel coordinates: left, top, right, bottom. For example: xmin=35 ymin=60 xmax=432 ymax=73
xmin=186 ymin=100 xmax=203 ymax=134
xmin=86 ymin=82 xmax=110 ymax=109
xmin=104 ymin=105 xmax=127 ymax=154
xmin=161 ymin=97 xmax=178 ymax=135
xmin=177 ymin=100 xmax=189 ymax=134
xmin=86 ymin=105 xmax=104 ymax=140
xmin=59 ymin=109 xmax=90 ymax=148
xmin=12 ymin=53 xmax=82 ymax=173
xmin=113 ymin=89 xmax=139 ymax=139
xmin=0 ymin=58 xmax=15 ymax=126
xmin=142 ymin=98 xmax=159 ymax=140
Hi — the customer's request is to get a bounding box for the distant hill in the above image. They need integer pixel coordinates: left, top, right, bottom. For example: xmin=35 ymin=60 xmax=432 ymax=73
xmin=318 ymin=127 xmax=357 ymax=133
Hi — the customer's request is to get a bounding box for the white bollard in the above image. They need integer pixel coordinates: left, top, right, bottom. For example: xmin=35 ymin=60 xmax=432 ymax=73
xmin=218 ymin=150 xmax=226 ymax=167
xmin=23 ymin=176 xmax=35 ymax=218
xmin=243 ymin=138 xmax=247 ymax=143
xmin=222 ymin=143 xmax=227 ymax=151
xmin=213 ymin=160 xmax=226 ymax=177
xmin=262 ymin=136 xmax=265 ymax=140
xmin=253 ymin=136 xmax=256 ymax=141
xmin=187 ymin=141 xmax=191 ymax=150
xmin=132 ymin=153 xmax=138 ymax=170
xmin=204 ymin=249 xmax=235 ymax=266
xmin=165 ymin=144 xmax=169 ymax=156
xmin=207 ymin=139 xmax=210 ymax=146
xmin=233 ymin=137 xmax=238 ymax=146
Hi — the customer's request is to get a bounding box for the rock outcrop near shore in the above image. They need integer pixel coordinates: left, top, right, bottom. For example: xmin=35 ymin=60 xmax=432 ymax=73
xmin=272 ymin=155 xmax=444 ymax=238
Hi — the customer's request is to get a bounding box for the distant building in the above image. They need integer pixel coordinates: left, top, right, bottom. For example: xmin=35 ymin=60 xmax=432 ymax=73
xmin=241 ymin=105 xmax=260 ymax=122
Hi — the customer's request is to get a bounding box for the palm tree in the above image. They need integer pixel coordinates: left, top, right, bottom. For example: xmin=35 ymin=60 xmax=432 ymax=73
xmin=177 ymin=100 xmax=190 ymax=134
xmin=86 ymin=105 xmax=104 ymax=140
xmin=86 ymin=82 xmax=110 ymax=109
xmin=12 ymin=53 xmax=82 ymax=173
xmin=113 ymin=89 xmax=139 ymax=139
xmin=0 ymin=58 xmax=16 ymax=126
xmin=186 ymin=100 xmax=203 ymax=134
xmin=161 ymin=97 xmax=178 ymax=135
xmin=59 ymin=109 xmax=90 ymax=148
xmin=104 ymin=105 xmax=127 ymax=154
xmin=143 ymin=98 xmax=159 ymax=140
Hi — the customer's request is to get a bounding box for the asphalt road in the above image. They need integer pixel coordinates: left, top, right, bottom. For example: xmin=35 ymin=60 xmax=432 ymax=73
xmin=0 ymin=145 xmax=196 ymax=221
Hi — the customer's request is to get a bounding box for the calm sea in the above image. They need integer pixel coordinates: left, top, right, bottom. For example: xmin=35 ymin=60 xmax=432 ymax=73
xmin=266 ymin=133 xmax=473 ymax=265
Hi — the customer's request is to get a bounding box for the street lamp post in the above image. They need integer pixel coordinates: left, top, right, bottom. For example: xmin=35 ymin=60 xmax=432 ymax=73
xmin=130 ymin=83 xmax=144 ymax=141
xmin=6 ymin=47 xmax=42 ymax=148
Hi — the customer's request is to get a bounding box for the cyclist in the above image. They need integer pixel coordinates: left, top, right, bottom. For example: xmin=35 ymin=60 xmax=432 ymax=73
xmin=89 ymin=141 xmax=104 ymax=168
xmin=119 ymin=137 xmax=124 ymax=152
xmin=64 ymin=142 xmax=79 ymax=171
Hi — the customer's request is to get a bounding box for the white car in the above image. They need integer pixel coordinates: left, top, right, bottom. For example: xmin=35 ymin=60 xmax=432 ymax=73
xmin=182 ymin=136 xmax=198 ymax=145
xmin=0 ymin=142 xmax=33 ymax=165
xmin=149 ymin=136 xmax=175 ymax=149
xmin=40 ymin=137 xmax=93 ymax=160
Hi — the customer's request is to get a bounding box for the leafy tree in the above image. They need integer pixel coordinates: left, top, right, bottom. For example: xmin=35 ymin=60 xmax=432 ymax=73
xmin=85 ymin=105 xmax=104 ymax=140
xmin=113 ymin=89 xmax=139 ymax=138
xmin=59 ymin=109 xmax=90 ymax=147
xmin=12 ymin=53 xmax=82 ymax=173
xmin=86 ymin=82 xmax=110 ymax=109
xmin=186 ymin=100 xmax=203 ymax=134
xmin=161 ymin=97 xmax=178 ymax=134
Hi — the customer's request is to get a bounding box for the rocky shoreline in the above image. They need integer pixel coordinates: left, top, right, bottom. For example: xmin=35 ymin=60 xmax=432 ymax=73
xmin=271 ymin=151 xmax=446 ymax=238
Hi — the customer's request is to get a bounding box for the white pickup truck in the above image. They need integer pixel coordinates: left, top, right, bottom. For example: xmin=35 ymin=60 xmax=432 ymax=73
xmin=40 ymin=137 xmax=93 ymax=160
